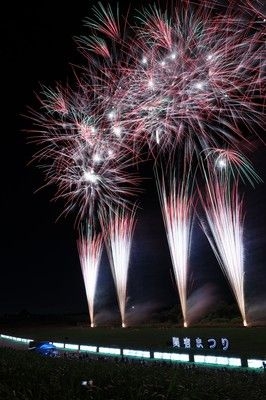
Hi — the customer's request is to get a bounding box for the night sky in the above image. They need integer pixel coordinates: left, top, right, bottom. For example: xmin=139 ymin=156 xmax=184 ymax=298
xmin=1 ymin=1 xmax=265 ymax=324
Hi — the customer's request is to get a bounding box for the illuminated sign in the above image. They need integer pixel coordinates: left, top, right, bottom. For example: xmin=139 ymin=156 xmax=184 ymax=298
xmin=172 ymin=336 xmax=229 ymax=351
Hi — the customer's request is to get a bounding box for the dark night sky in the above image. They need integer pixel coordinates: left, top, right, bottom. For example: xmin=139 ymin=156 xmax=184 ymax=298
xmin=1 ymin=1 xmax=265 ymax=324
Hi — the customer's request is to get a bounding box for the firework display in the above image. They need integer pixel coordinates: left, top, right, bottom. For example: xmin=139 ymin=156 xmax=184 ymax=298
xmin=26 ymin=1 xmax=265 ymax=326
xmin=155 ymin=153 xmax=195 ymax=327
xmin=77 ymin=224 xmax=103 ymax=327
xmin=100 ymin=205 xmax=137 ymax=327
xmin=27 ymin=78 xmax=141 ymax=223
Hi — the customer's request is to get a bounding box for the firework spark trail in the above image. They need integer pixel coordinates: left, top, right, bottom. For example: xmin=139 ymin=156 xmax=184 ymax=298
xmin=199 ymin=148 xmax=262 ymax=326
xmin=203 ymin=148 xmax=263 ymax=187
xmin=43 ymin=140 xmax=140 ymax=224
xmin=113 ymin=1 xmax=265 ymax=155
xmin=200 ymin=178 xmax=247 ymax=326
xmin=155 ymin=157 xmax=194 ymax=327
xmin=244 ymin=0 xmax=266 ymax=21
xmin=100 ymin=205 xmax=137 ymax=327
xmin=75 ymin=4 xmax=154 ymax=159
xmin=77 ymin=225 xmax=103 ymax=327
xmin=26 ymin=76 xmax=142 ymax=224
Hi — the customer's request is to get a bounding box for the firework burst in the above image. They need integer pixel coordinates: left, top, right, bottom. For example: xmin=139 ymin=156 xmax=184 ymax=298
xmin=26 ymin=76 xmax=141 ymax=224
xmin=111 ymin=0 xmax=265 ymax=155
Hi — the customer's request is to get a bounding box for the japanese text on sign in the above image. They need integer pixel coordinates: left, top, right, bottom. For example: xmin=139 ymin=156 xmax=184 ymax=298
xmin=172 ymin=336 xmax=229 ymax=351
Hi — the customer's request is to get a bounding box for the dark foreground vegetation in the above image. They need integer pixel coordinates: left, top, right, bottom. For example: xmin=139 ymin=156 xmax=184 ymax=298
xmin=0 ymin=347 xmax=265 ymax=400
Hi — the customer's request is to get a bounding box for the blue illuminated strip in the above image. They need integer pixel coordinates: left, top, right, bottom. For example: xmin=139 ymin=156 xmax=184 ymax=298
xmin=154 ymin=352 xmax=189 ymax=362
xmin=247 ymin=359 xmax=266 ymax=369
xmin=98 ymin=347 xmax=121 ymax=355
xmin=52 ymin=342 xmax=65 ymax=348
xmin=0 ymin=332 xmax=264 ymax=370
xmin=194 ymin=354 xmax=241 ymax=367
xmin=123 ymin=349 xmax=150 ymax=358
xmin=80 ymin=345 xmax=97 ymax=353
xmin=0 ymin=334 xmax=33 ymax=343
xmin=65 ymin=343 xmax=79 ymax=350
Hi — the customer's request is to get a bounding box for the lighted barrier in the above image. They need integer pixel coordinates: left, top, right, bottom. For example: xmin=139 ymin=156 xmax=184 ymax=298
xmin=1 ymin=334 xmax=265 ymax=370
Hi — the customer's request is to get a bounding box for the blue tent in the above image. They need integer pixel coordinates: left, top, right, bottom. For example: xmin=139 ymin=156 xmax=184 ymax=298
xmin=29 ymin=341 xmax=58 ymax=356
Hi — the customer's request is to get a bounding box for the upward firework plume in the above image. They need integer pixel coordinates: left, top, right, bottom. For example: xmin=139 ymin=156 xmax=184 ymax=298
xmin=100 ymin=205 xmax=137 ymax=327
xmin=155 ymin=154 xmax=194 ymax=327
xmin=199 ymin=150 xmax=261 ymax=326
xmin=77 ymin=223 xmax=103 ymax=327
xmin=201 ymin=178 xmax=247 ymax=325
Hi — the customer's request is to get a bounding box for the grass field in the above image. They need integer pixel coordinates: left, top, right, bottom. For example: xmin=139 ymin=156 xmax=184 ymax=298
xmin=0 ymin=346 xmax=265 ymax=400
xmin=1 ymin=324 xmax=266 ymax=358
xmin=1 ymin=324 xmax=266 ymax=399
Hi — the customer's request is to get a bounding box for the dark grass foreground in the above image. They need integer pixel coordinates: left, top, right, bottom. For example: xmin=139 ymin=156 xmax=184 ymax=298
xmin=0 ymin=347 xmax=265 ymax=400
